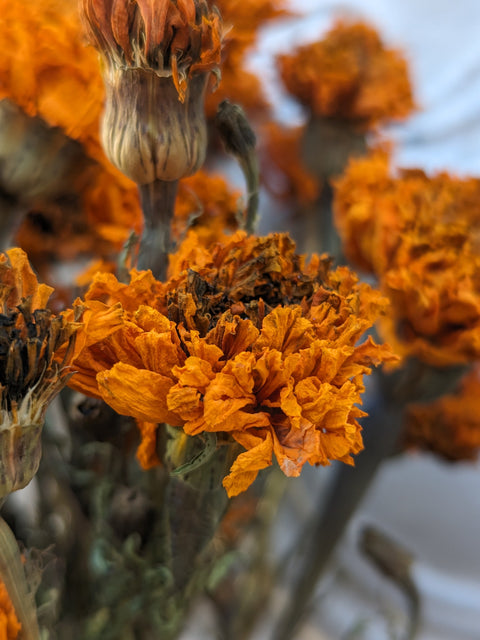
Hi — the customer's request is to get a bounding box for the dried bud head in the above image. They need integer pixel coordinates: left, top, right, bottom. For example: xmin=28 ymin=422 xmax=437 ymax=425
xmin=215 ymin=100 xmax=256 ymax=158
xmin=82 ymin=0 xmax=223 ymax=183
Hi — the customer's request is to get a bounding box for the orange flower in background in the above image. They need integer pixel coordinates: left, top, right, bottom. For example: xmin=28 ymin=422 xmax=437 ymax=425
xmin=0 ymin=0 xmax=104 ymax=160
xmin=405 ymin=365 xmax=480 ymax=462
xmin=334 ymin=148 xmax=480 ymax=365
xmin=205 ymin=0 xmax=289 ymax=116
xmin=66 ymin=232 xmax=395 ymax=496
xmin=0 ymin=580 xmax=21 ymax=640
xmin=333 ymin=147 xmax=404 ymax=273
xmin=260 ymin=122 xmax=320 ymax=205
xmin=0 ymin=0 xmax=143 ymax=260
xmin=278 ymin=21 xmax=415 ymax=129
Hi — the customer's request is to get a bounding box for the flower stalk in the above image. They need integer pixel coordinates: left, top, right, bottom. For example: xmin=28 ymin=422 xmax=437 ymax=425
xmin=137 ymin=180 xmax=178 ymax=280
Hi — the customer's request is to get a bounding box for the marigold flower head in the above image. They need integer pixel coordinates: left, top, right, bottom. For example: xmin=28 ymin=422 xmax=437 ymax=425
xmin=0 ymin=249 xmax=80 ymax=497
xmin=405 ymin=365 xmax=480 ymax=462
xmin=277 ymin=21 xmax=415 ymax=129
xmin=82 ymin=0 xmax=222 ymax=183
xmin=0 ymin=580 xmax=21 ymax=640
xmin=334 ymin=148 xmax=480 ymax=365
xmin=66 ymin=232 xmax=395 ymax=496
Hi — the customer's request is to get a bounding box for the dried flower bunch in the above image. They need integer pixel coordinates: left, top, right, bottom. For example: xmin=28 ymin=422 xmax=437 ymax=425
xmin=334 ymin=148 xmax=480 ymax=365
xmin=1 ymin=1 xmax=471 ymax=638
xmin=64 ymin=232 xmax=394 ymax=496
xmin=278 ymin=20 xmax=415 ymax=129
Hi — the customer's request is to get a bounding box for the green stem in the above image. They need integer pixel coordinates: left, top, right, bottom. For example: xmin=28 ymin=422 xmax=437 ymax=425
xmin=137 ymin=179 xmax=178 ymax=280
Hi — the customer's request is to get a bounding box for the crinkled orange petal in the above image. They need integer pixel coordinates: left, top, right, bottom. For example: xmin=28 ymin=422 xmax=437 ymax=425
xmin=255 ymin=306 xmax=314 ymax=354
xmin=222 ymin=431 xmax=273 ymax=497
xmin=97 ymin=362 xmax=180 ymax=425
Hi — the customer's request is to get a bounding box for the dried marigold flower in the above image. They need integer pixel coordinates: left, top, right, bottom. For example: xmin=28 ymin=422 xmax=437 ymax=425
xmin=81 ymin=0 xmax=222 ymax=183
xmin=0 ymin=249 xmax=80 ymax=498
xmin=334 ymin=148 xmax=480 ymax=365
xmin=0 ymin=579 xmax=21 ymax=639
xmin=405 ymin=366 xmax=480 ymax=462
xmin=277 ymin=21 xmax=415 ymax=129
xmin=65 ymin=232 xmax=395 ymax=497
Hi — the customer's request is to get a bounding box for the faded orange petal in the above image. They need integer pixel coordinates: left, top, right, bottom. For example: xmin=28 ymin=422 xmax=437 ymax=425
xmin=0 ymin=579 xmax=21 ymax=640
xmin=172 ymin=356 xmax=216 ymax=390
xmin=222 ymin=431 xmax=273 ymax=497
xmin=136 ymin=420 xmax=161 ymax=469
xmin=97 ymin=363 xmax=180 ymax=425
xmin=255 ymin=306 xmax=314 ymax=354
xmin=134 ymin=331 xmax=184 ymax=377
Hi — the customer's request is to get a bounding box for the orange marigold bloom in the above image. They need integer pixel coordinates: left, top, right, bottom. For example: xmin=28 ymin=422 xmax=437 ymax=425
xmin=277 ymin=21 xmax=415 ymax=129
xmin=205 ymin=0 xmax=289 ymax=116
xmin=0 ymin=580 xmax=21 ymax=640
xmin=66 ymin=232 xmax=394 ymax=496
xmin=405 ymin=366 xmax=480 ymax=462
xmin=334 ymin=149 xmax=480 ymax=365
xmin=260 ymin=122 xmax=320 ymax=205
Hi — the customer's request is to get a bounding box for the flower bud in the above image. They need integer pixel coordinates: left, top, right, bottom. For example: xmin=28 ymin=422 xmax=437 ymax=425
xmin=101 ymin=69 xmax=208 ymax=184
xmin=82 ymin=0 xmax=222 ymax=184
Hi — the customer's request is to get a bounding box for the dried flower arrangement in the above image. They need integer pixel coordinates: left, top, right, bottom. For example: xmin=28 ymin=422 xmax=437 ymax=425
xmin=0 ymin=2 xmax=476 ymax=639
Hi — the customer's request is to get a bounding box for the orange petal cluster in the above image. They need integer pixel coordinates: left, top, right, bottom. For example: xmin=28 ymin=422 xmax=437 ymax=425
xmin=66 ymin=232 xmax=394 ymax=496
xmin=334 ymin=148 xmax=480 ymax=365
xmin=82 ymin=0 xmax=222 ymax=101
xmin=405 ymin=366 xmax=480 ymax=462
xmin=0 ymin=580 xmax=21 ymax=640
xmin=277 ymin=21 xmax=415 ymax=128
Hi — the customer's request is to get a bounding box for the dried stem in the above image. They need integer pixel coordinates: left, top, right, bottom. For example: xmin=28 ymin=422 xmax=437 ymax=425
xmin=137 ymin=179 xmax=178 ymax=280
